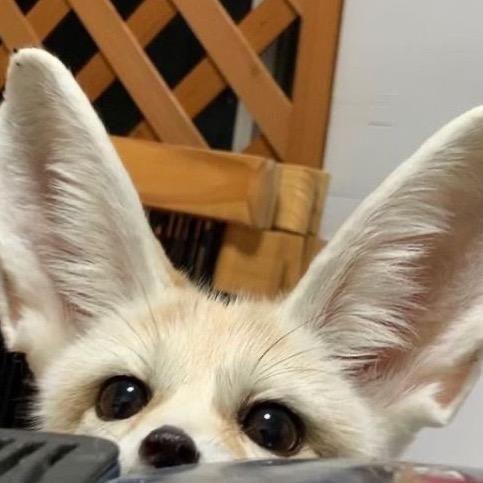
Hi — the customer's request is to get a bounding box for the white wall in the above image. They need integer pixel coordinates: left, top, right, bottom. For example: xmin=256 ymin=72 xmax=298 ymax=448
xmin=322 ymin=0 xmax=483 ymax=467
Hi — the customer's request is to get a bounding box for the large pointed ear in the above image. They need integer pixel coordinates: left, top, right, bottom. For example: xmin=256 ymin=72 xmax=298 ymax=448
xmin=0 ymin=49 xmax=176 ymax=374
xmin=282 ymin=106 xmax=483 ymax=451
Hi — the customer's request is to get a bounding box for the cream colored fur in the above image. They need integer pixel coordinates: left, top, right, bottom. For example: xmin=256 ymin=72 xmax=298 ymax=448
xmin=1 ymin=49 xmax=483 ymax=473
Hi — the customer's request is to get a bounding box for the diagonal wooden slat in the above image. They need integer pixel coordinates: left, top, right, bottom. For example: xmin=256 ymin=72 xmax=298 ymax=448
xmin=286 ymin=0 xmax=303 ymax=15
xmin=77 ymin=0 xmax=176 ymax=102
xmin=0 ymin=0 xmax=69 ymax=89
xmin=0 ymin=0 xmax=172 ymax=139
xmin=131 ymin=0 xmax=298 ymax=142
xmin=0 ymin=44 xmax=9 ymax=87
xmin=68 ymin=0 xmax=207 ymax=147
xmin=286 ymin=0 xmax=343 ymax=166
xmin=0 ymin=0 xmax=40 ymax=49
xmin=173 ymin=0 xmax=291 ymax=159
xmin=28 ymin=0 xmax=69 ymax=39
xmin=244 ymin=134 xmax=277 ymax=159
xmin=131 ymin=120 xmax=157 ymax=140
xmin=175 ymin=0 xmax=296 ymax=120
xmin=130 ymin=0 xmax=298 ymax=142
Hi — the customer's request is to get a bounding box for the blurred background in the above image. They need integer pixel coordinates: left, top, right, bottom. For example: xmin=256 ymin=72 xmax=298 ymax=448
xmin=0 ymin=0 xmax=482 ymax=468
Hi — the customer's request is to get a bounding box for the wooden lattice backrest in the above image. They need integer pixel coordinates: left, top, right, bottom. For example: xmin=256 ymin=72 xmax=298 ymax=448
xmin=0 ymin=0 xmax=342 ymax=297
xmin=0 ymin=0 xmax=342 ymax=168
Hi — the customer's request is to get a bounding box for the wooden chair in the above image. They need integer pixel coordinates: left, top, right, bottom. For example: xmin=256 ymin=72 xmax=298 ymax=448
xmin=0 ymin=0 xmax=342 ymax=297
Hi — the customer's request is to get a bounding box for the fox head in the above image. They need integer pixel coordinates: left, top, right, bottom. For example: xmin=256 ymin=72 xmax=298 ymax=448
xmin=1 ymin=49 xmax=483 ymax=473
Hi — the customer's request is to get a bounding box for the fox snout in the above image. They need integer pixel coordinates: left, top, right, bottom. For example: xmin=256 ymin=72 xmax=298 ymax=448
xmin=139 ymin=426 xmax=199 ymax=468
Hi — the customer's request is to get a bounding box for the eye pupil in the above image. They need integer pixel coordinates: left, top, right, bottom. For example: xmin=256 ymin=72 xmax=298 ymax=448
xmin=96 ymin=376 xmax=150 ymax=421
xmin=241 ymin=402 xmax=303 ymax=456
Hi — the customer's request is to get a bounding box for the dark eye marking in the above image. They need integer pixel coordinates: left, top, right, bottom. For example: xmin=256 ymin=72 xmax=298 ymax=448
xmin=240 ymin=401 xmax=304 ymax=456
xmin=96 ymin=375 xmax=151 ymax=421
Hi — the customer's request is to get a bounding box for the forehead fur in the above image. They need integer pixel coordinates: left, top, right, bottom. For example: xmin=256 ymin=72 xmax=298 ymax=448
xmin=37 ymin=287 xmax=383 ymax=459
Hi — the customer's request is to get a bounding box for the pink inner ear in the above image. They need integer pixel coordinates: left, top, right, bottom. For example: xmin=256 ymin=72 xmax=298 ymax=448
xmin=337 ymin=347 xmax=404 ymax=382
xmin=433 ymin=354 xmax=479 ymax=407
xmin=340 ymin=347 xmax=480 ymax=415
xmin=1 ymin=269 xmax=21 ymax=322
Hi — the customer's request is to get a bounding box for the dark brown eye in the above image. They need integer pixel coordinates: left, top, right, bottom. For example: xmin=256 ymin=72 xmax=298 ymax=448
xmin=241 ymin=402 xmax=304 ymax=456
xmin=96 ymin=376 xmax=151 ymax=421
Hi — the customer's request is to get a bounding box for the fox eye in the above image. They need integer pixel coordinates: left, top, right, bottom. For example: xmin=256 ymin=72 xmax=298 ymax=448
xmin=96 ymin=376 xmax=151 ymax=421
xmin=241 ymin=402 xmax=304 ymax=456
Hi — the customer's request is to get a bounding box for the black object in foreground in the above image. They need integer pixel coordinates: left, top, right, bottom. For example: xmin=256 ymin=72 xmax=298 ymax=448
xmin=1 ymin=428 xmax=483 ymax=483
xmin=0 ymin=428 xmax=119 ymax=482
xmin=0 ymin=337 xmax=32 ymax=429
xmin=114 ymin=459 xmax=483 ymax=483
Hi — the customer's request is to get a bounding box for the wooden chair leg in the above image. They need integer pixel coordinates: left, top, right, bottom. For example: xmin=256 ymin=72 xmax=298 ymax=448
xmin=213 ymin=225 xmax=311 ymax=297
xmin=213 ymin=225 xmax=284 ymax=296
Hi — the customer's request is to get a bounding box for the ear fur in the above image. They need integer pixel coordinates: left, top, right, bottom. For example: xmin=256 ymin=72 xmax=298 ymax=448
xmin=0 ymin=49 xmax=175 ymax=374
xmin=283 ymin=106 xmax=483 ymax=448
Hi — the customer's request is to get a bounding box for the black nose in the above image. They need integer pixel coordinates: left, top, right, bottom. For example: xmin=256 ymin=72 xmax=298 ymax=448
xmin=139 ymin=425 xmax=199 ymax=468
